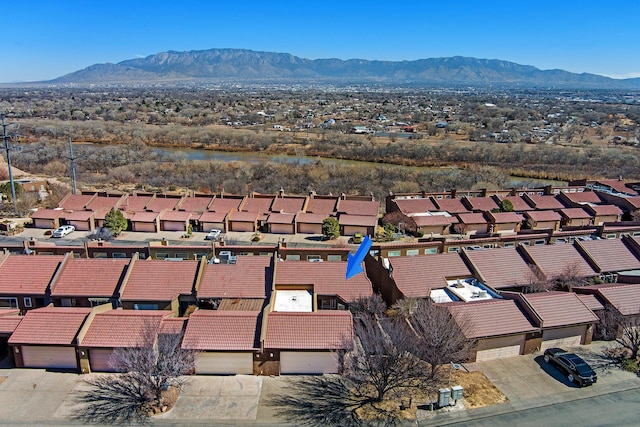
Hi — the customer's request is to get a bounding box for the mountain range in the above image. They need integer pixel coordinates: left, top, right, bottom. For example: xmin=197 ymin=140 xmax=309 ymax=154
xmin=50 ymin=48 xmax=640 ymax=89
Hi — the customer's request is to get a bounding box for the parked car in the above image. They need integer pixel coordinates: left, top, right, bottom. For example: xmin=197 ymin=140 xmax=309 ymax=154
xmin=543 ymin=347 xmax=597 ymax=387
xmin=52 ymin=225 xmax=75 ymax=238
xmin=205 ymin=229 xmax=222 ymax=240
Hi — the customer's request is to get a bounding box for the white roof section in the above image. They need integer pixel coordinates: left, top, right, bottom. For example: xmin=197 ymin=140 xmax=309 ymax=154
xmin=430 ymin=288 xmax=454 ymax=303
xmin=446 ymin=278 xmax=494 ymax=302
xmin=273 ymin=289 xmax=313 ymax=312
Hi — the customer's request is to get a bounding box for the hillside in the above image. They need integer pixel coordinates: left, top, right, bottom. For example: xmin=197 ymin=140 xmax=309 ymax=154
xmin=51 ymin=48 xmax=640 ymax=89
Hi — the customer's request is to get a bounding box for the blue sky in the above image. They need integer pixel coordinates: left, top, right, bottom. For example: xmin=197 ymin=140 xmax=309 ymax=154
xmin=5 ymin=0 xmax=640 ymax=83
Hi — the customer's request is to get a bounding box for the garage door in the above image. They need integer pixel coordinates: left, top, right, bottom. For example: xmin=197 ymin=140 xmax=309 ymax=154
xmin=68 ymin=220 xmax=90 ymax=231
xmin=89 ymin=348 xmax=116 ymax=372
xmin=541 ymin=325 xmax=585 ymax=350
xmin=162 ymin=221 xmax=186 ymax=232
xmin=195 ymin=352 xmax=253 ymax=375
xmin=21 ymin=346 xmax=77 ymax=369
xmin=475 ymin=335 xmax=524 ymax=361
xmin=34 ymin=218 xmax=56 ymax=229
xmin=343 ymin=226 xmax=367 ymax=236
xmin=298 ymin=223 xmax=322 ymax=234
xmin=230 ymin=222 xmax=255 ymax=232
xmin=132 ymin=222 xmax=156 ymax=232
xmin=270 ymin=224 xmax=294 ymax=234
xmin=280 ymin=351 xmax=337 ymax=374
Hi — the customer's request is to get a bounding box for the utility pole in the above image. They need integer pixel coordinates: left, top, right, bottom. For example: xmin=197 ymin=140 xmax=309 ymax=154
xmin=67 ymin=138 xmax=78 ymax=195
xmin=1 ymin=113 xmax=18 ymax=214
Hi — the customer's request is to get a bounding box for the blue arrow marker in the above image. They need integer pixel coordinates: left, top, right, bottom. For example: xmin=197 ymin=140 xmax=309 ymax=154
xmin=346 ymin=235 xmax=373 ymax=279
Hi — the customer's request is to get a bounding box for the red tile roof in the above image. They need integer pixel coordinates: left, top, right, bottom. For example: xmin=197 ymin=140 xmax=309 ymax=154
xmin=525 ymin=195 xmax=565 ymax=210
xmin=389 ymin=253 xmax=472 ymax=298
xmin=228 ymin=211 xmax=260 ymax=222
xmin=576 ymin=294 xmax=605 ymax=311
xmin=266 ymin=213 xmax=295 ymax=224
xmin=500 ymin=196 xmax=534 ymax=212
xmin=306 ymin=197 xmax=338 ymax=214
xmin=433 ymin=198 xmax=469 ymax=214
xmin=296 ymin=212 xmax=328 ymax=224
xmin=412 ymin=215 xmax=454 ymax=227
xmin=338 ymin=214 xmax=378 ymax=227
xmin=596 ymin=180 xmax=638 ymax=196
xmin=120 ymin=195 xmax=153 ymax=211
xmin=146 ymin=196 xmax=182 ymax=212
xmin=271 ymin=196 xmax=306 ymax=213
xmin=275 ymin=261 xmax=372 ymax=302
xmin=457 ymin=213 xmax=487 ymax=225
xmin=578 ymin=283 xmax=640 ymax=316
xmin=577 ymin=238 xmax=640 ymax=273
xmin=85 ymin=195 xmax=124 ymax=211
xmin=242 ymin=197 xmax=274 ymax=213
xmin=160 ymin=317 xmax=187 ymax=335
xmin=522 ymin=291 xmax=598 ymax=327
xmin=336 ymin=199 xmax=379 ymax=216
xmin=485 ymin=212 xmax=523 ymax=224
xmin=130 ymin=211 xmax=159 ymax=222
xmin=198 ymin=256 xmax=272 ymax=299
xmin=51 ymin=258 xmax=130 ymax=297
xmin=178 ymin=196 xmax=214 ymax=212
xmin=524 ymin=210 xmax=562 ymax=222
xmin=584 ymin=204 xmax=623 ymax=216
xmin=30 ymin=209 xmax=64 ymax=220
xmin=264 ymin=311 xmax=353 ymax=350
xmin=160 ymin=210 xmax=193 ymax=222
xmin=8 ymin=307 xmax=91 ymax=345
xmin=199 ymin=211 xmax=228 ymax=223
xmin=559 ymin=191 xmax=603 ymax=205
xmin=181 ymin=310 xmax=260 ymax=350
xmin=59 ymin=210 xmax=94 ymax=221
xmin=59 ymin=194 xmax=95 ymax=210
xmin=462 ymin=196 xmax=499 ymax=212
xmin=448 ymin=299 xmax=538 ymax=338
xmin=559 ymin=207 xmax=592 ymax=219
xmin=521 ymin=244 xmax=597 ymax=279
xmin=80 ymin=310 xmax=167 ymax=348
xmin=0 ymin=311 xmax=22 ymax=335
xmin=121 ymin=260 xmax=199 ymax=301
xmin=208 ymin=197 xmax=244 ymax=212
xmin=464 ymin=247 xmax=534 ymax=289
xmin=0 ymin=255 xmax=64 ymax=295
xmin=394 ymin=198 xmax=438 ymax=214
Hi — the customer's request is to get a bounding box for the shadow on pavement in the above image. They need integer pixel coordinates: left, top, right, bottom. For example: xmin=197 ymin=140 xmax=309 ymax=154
xmin=533 ymin=355 xmax=580 ymax=388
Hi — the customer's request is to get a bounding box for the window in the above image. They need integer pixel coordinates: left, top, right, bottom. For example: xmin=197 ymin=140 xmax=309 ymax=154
xmin=503 ymin=242 xmax=515 ymax=248
xmin=483 ymin=244 xmax=493 ymax=249
xmin=320 ymin=299 xmax=337 ymax=309
xmin=134 ymin=303 xmax=159 ymax=310
xmin=387 ymin=250 xmax=401 ymax=257
xmin=633 ymin=232 xmax=640 ymax=237
xmin=605 ymin=234 xmax=617 ymax=239
xmin=519 ymin=241 xmax=530 ymax=246
xmin=406 ymin=249 xmax=419 ymax=256
xmin=174 ymin=253 xmax=188 ymax=260
xmin=156 ymin=253 xmax=169 ymax=260
xmin=327 ymin=255 xmax=342 ymax=262
xmin=447 ymin=247 xmax=460 ymax=253
xmin=23 ymin=297 xmax=32 ymax=308
xmin=554 ymin=238 xmax=567 ymax=244
xmin=285 ymin=254 xmax=301 ymax=261
xmin=0 ymin=297 xmax=18 ymax=309
xmin=259 ymin=252 xmax=272 ymax=257
xmin=424 ymin=248 xmax=438 ymax=254
xmin=369 ymin=249 xmax=379 ymax=257
xmin=534 ymin=239 xmax=546 ymax=246
xmin=93 ymin=252 xmax=108 ymax=258
xmin=112 ymin=252 xmax=127 ymax=258
xmin=61 ymin=298 xmax=72 ymax=307
xmin=307 ymin=255 xmax=322 ymax=261
xmin=194 ymin=253 xmax=208 ymax=260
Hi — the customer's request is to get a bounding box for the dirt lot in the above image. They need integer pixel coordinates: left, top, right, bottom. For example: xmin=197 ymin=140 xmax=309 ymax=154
xmin=450 ymin=370 xmax=508 ymax=409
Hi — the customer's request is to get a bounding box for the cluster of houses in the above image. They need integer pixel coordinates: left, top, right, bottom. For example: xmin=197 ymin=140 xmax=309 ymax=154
xmin=1 ymin=177 xmax=640 ymax=376
xmin=29 ymin=190 xmax=380 ymax=237
xmin=1 ymin=228 xmax=640 ymax=375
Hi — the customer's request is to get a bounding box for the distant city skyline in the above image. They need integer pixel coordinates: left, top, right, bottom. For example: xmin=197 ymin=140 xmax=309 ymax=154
xmin=5 ymin=0 xmax=640 ymax=83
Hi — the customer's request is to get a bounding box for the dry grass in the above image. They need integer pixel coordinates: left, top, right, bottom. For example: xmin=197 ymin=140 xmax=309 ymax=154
xmin=450 ymin=370 xmax=508 ymax=409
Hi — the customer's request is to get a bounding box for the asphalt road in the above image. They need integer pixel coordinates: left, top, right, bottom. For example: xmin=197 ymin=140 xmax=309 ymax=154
xmin=429 ymin=386 xmax=640 ymax=427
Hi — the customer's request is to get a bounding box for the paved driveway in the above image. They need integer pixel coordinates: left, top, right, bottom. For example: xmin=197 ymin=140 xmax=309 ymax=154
xmin=469 ymin=342 xmax=638 ymax=409
xmin=157 ymin=375 xmax=263 ymax=421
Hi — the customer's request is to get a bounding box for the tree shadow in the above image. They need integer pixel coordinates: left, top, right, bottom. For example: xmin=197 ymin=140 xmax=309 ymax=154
xmin=267 ymin=375 xmax=404 ymax=427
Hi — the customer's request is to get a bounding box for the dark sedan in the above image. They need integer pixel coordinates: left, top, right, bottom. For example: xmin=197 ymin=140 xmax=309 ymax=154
xmin=543 ymin=347 xmax=597 ymax=387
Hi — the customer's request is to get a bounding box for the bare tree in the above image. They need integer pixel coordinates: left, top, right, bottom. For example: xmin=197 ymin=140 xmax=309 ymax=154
xmin=552 ymin=262 xmax=591 ymax=291
xmin=525 ymin=265 xmax=554 ymax=293
xmin=73 ymin=323 xmax=195 ymax=424
xmin=407 ymin=299 xmax=474 ymax=380
xmin=616 ymin=315 xmax=640 ymax=360
xmin=350 ymin=293 xmax=387 ymax=318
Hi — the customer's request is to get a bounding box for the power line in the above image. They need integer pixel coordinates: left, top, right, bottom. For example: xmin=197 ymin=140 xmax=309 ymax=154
xmin=1 ymin=113 xmax=18 ymax=214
